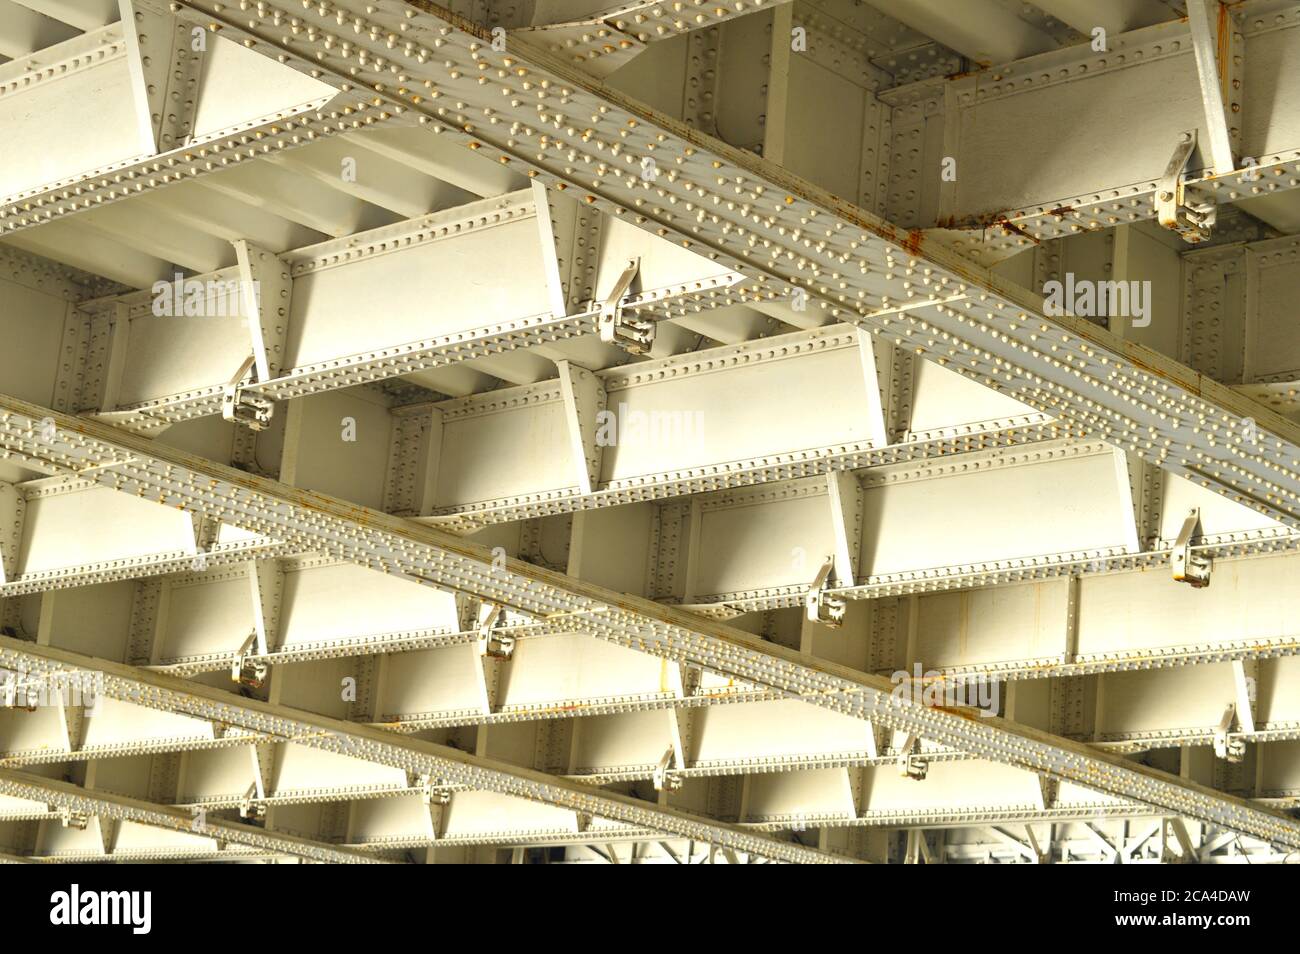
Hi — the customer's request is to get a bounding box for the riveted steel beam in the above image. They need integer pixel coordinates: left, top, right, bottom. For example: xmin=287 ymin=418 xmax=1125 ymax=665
xmin=0 ymin=88 xmax=399 ymax=233
xmin=524 ymin=0 xmax=789 ymax=36
xmin=0 ymin=632 xmax=848 ymax=863
xmin=0 ymin=394 xmax=1297 ymax=846
xmin=882 ymin=10 xmax=1300 ymax=261
xmin=76 ymin=189 xmax=750 ymax=431
xmin=510 ymin=0 xmax=791 ymax=79
xmin=155 ymin=0 xmax=1300 ymax=549
xmin=0 ymin=767 xmax=396 ymax=863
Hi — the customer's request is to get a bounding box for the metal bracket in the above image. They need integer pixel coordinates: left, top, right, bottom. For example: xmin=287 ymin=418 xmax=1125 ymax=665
xmin=413 ymin=772 xmax=452 ymax=806
xmin=57 ymin=807 xmax=90 ymax=830
xmin=598 ymin=257 xmax=654 ymax=354
xmin=1213 ymin=704 xmax=1246 ymax=763
xmin=221 ymin=354 xmax=274 ymax=431
xmin=652 ymin=746 xmax=683 ymax=792
xmin=1156 ymin=130 xmax=1217 ymax=244
xmin=238 ymin=782 xmax=266 ymax=820
xmin=1171 ymin=507 xmax=1212 ymax=588
xmin=804 ymin=556 xmax=846 ymax=628
xmin=896 ymin=732 xmax=928 ymax=781
xmin=476 ymin=603 xmax=515 ymax=660
xmin=231 ymin=630 xmax=268 ymax=688
xmin=679 ymin=663 xmax=703 ymax=698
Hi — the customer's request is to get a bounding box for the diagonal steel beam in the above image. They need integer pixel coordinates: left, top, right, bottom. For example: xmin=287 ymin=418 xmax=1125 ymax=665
xmin=7 ymin=0 xmax=1295 ymax=541
xmin=158 ymin=0 xmax=1300 ymax=539
xmin=0 ymin=767 xmax=395 ymax=863
xmin=1 ymin=393 xmax=1297 ymax=846
xmin=0 ymin=633 xmax=847 ymax=863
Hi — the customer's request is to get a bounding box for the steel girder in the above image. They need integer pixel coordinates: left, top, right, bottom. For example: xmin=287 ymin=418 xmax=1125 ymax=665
xmin=140 ymin=0 xmax=1300 ymax=547
xmin=520 ymin=0 xmax=788 ymax=35
xmin=0 ymin=767 xmax=395 ymax=863
xmin=0 ymin=394 xmax=1297 ymax=846
xmin=506 ymin=0 xmax=793 ymax=79
xmin=5 ymin=0 xmax=1294 ymax=857
xmin=11 ymin=1 xmax=1300 ymax=537
xmin=879 ymin=7 xmax=1300 ymax=256
xmin=0 ymin=78 xmax=392 ymax=235
xmin=0 ymin=634 xmax=847 ymax=863
xmin=72 ymin=188 xmax=753 ymax=431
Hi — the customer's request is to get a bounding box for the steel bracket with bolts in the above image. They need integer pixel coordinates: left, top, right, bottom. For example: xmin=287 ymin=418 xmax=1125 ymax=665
xmin=231 ymin=630 xmax=268 ymax=688
xmin=477 ymin=603 xmax=515 ymax=660
xmin=1213 ymin=704 xmax=1246 ymax=763
xmin=897 ymin=733 xmax=929 ymax=781
xmin=57 ymin=807 xmax=90 ymax=830
xmin=1156 ymin=130 xmax=1217 ymax=243
xmin=598 ymin=257 xmax=654 ymax=354
xmin=652 ymin=746 xmax=683 ymax=792
xmin=1171 ymin=507 xmax=1212 ymax=588
xmin=413 ymin=773 xmax=453 ymax=806
xmin=238 ymin=781 xmax=267 ymax=820
xmin=805 ymin=556 xmax=846 ymax=627
xmin=221 ymin=353 xmax=274 ymax=431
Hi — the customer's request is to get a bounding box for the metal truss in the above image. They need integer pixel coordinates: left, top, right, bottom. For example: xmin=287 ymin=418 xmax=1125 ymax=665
xmin=139 ymin=0 xmax=1300 ymax=551
xmin=1 ymin=393 xmax=1297 ymax=848
xmin=6 ymin=0 xmax=1300 ymax=863
xmin=0 ymin=767 xmax=393 ymax=863
xmin=0 ymin=632 xmax=844 ymax=863
xmin=9 ymin=0 xmax=1297 ymax=535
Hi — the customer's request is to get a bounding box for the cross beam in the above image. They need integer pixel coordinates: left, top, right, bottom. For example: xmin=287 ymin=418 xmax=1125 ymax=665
xmin=159 ymin=0 xmax=1300 ymax=539
xmin=0 ymin=767 xmax=395 ymax=863
xmin=0 ymin=632 xmax=846 ymax=864
xmin=0 ymin=392 xmax=1296 ymax=846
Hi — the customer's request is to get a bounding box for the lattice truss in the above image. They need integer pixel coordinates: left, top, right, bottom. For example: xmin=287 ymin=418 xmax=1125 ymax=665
xmin=1 ymin=0 xmax=1299 ymax=864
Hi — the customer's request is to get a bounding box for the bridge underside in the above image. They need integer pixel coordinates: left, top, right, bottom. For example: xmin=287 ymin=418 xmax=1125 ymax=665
xmin=0 ymin=0 xmax=1298 ymax=865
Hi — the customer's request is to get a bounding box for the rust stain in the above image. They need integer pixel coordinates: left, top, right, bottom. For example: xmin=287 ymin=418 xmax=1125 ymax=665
xmin=994 ymin=217 xmax=1034 ymax=241
xmin=931 ymin=704 xmax=984 ymax=722
xmin=1046 ymin=205 xmax=1075 ymax=217
xmin=900 ymin=228 xmax=926 ymax=257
